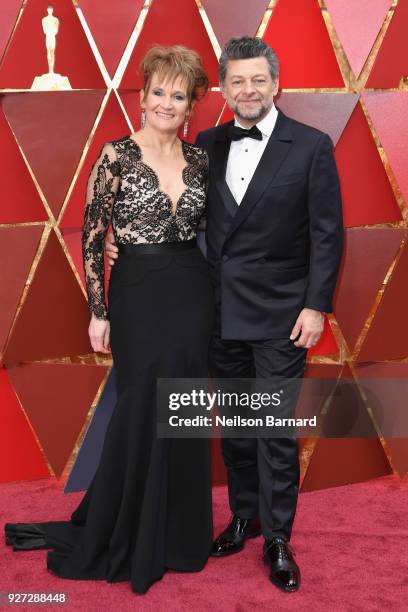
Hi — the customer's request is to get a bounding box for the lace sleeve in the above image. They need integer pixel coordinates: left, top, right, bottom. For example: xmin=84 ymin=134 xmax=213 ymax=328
xmin=198 ymin=149 xmax=209 ymax=228
xmin=81 ymin=142 xmax=120 ymax=320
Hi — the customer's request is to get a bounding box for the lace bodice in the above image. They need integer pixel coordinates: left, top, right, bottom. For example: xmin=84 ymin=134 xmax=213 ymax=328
xmin=81 ymin=135 xmax=208 ymax=320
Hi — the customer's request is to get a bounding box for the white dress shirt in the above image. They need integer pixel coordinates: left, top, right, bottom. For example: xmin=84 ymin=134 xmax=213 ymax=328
xmin=226 ymin=103 xmax=278 ymax=205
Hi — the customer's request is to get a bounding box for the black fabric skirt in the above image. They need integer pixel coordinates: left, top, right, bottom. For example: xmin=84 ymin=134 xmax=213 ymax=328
xmin=4 ymin=239 xmax=215 ymax=594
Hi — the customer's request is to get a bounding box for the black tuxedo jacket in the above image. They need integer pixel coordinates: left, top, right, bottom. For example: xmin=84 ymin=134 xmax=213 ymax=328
xmin=196 ymin=108 xmax=343 ymax=340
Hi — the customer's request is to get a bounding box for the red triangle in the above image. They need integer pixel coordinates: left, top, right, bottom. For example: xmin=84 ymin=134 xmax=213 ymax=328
xmin=78 ymin=0 xmax=144 ymax=78
xmin=0 ymin=367 xmax=49 ymax=483
xmin=3 ymin=90 xmax=105 ymax=218
xmin=301 ymin=437 xmax=393 ymax=491
xmin=357 ymin=243 xmax=408 ymax=362
xmin=355 ymin=362 xmax=408 ymax=477
xmin=0 ymin=0 xmax=22 ymax=65
xmin=0 ymin=102 xmax=48 ymax=222
xmin=2 ymin=230 xmax=92 ymax=366
xmin=263 ymin=0 xmax=344 ymax=88
xmin=301 ymin=365 xmax=393 ymax=491
xmin=366 ymin=0 xmax=408 ymax=87
xmin=60 ymin=91 xmax=130 ymax=229
xmin=335 ymin=101 xmax=401 ymax=227
xmin=363 ymin=92 xmax=408 ymax=209
xmin=333 ymin=228 xmax=406 ymax=352
xmin=0 ymin=0 xmax=105 ymax=88
xmin=0 ymin=225 xmax=44 ymax=356
xmin=7 ymin=362 xmax=108 ymax=478
xmin=120 ymin=0 xmax=219 ymax=89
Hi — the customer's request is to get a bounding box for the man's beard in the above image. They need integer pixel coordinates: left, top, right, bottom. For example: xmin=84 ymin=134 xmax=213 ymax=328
xmin=232 ymin=99 xmax=272 ymax=122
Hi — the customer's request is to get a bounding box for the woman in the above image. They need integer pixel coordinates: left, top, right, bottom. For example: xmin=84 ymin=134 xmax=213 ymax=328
xmin=4 ymin=45 xmax=214 ymax=594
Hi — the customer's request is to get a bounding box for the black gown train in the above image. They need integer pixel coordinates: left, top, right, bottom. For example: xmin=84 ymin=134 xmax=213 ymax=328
xmin=4 ymin=135 xmax=215 ymax=594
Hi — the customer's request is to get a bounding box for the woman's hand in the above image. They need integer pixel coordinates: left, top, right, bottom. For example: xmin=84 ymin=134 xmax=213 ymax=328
xmin=88 ymin=315 xmax=111 ymax=353
xmin=105 ymin=231 xmax=119 ymax=270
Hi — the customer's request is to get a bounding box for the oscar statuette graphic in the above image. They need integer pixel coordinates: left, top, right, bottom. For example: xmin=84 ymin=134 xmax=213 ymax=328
xmin=31 ymin=5 xmax=71 ymax=90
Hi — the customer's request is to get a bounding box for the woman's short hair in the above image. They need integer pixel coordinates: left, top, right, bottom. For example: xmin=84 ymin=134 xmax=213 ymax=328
xmin=140 ymin=45 xmax=209 ymax=107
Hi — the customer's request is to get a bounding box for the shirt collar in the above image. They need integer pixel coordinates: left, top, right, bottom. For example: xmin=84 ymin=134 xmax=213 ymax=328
xmin=234 ymin=103 xmax=278 ymax=138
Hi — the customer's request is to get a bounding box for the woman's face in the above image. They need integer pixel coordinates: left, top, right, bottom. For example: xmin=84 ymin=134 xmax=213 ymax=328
xmin=141 ymin=72 xmax=191 ymax=133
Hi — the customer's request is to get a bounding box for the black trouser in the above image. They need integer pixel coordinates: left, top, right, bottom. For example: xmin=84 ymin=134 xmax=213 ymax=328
xmin=209 ymin=332 xmax=307 ymax=541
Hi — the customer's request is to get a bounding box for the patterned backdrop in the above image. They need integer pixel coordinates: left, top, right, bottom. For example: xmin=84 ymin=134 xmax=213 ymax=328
xmin=0 ymin=0 xmax=407 ymax=491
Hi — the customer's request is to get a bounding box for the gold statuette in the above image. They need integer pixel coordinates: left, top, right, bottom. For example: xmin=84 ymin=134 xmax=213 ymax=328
xmin=31 ymin=5 xmax=71 ymax=90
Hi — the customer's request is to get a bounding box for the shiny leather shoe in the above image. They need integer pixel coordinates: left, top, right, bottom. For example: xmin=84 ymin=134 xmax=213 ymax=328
xmin=263 ymin=537 xmax=300 ymax=592
xmin=211 ymin=515 xmax=261 ymax=557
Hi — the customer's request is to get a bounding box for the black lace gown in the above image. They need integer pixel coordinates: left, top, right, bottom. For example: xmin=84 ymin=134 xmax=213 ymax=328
xmin=4 ymin=136 xmax=215 ymax=593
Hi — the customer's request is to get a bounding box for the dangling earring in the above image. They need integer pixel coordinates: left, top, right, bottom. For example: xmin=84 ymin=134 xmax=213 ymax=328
xmin=183 ymin=119 xmax=189 ymax=138
xmin=141 ymin=110 xmax=146 ymax=128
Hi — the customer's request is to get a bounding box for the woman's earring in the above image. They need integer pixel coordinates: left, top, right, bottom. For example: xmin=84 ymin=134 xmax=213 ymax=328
xmin=141 ymin=110 xmax=146 ymax=128
xmin=183 ymin=119 xmax=189 ymax=138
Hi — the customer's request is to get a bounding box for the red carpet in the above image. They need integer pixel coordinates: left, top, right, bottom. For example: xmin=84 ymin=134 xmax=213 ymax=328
xmin=1 ymin=476 xmax=407 ymax=611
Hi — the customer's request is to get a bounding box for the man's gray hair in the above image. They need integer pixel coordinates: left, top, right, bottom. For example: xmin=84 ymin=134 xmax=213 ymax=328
xmin=219 ymin=36 xmax=279 ymax=83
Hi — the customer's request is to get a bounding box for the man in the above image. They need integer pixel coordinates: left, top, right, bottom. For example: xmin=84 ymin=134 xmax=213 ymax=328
xmin=105 ymin=37 xmax=343 ymax=592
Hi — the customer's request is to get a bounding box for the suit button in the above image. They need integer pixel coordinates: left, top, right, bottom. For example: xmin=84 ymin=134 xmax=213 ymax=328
xmin=222 ymin=254 xmax=229 ymax=262
xmin=259 ymin=257 xmax=266 ymax=263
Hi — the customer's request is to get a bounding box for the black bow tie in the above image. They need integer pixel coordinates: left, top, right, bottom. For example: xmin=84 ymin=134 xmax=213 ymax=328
xmin=228 ymin=124 xmax=263 ymax=141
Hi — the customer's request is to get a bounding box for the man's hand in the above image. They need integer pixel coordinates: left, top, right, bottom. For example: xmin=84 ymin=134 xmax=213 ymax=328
xmin=105 ymin=231 xmax=118 ymax=269
xmin=290 ymin=308 xmax=324 ymax=349
xmin=89 ymin=315 xmax=111 ymax=353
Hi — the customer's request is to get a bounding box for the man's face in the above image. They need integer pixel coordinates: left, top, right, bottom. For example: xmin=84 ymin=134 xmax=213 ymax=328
xmin=220 ymin=57 xmax=278 ymax=126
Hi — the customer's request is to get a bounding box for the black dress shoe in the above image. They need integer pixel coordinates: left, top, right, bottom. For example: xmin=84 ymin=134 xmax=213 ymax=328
xmin=212 ymin=515 xmax=261 ymax=557
xmin=263 ymin=537 xmax=300 ymax=592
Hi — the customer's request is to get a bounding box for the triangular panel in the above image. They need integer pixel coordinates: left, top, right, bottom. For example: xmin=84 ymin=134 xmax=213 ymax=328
xmin=357 ymin=242 xmax=408 ymax=362
xmin=325 ymin=0 xmax=392 ymax=78
xmin=3 ymin=90 xmax=105 ymax=218
xmin=363 ymin=92 xmax=408 ymax=208
xmin=201 ymin=0 xmax=270 ymax=48
xmin=335 ymin=101 xmax=401 ymax=227
xmin=8 ymin=362 xmax=108 ymax=479
xmin=355 ymin=362 xmax=408 ymax=477
xmin=277 ymin=92 xmax=358 ymax=146
xmin=120 ymin=0 xmax=219 ymax=89
xmin=263 ymin=0 xmax=344 ymax=88
xmin=0 ymin=225 xmax=44 ymax=357
xmin=78 ymin=0 xmax=144 ymax=79
xmin=333 ymin=228 xmax=406 ymax=351
xmin=0 ymin=1 xmax=23 ymax=65
xmin=3 ymin=230 xmax=91 ymax=365
xmin=366 ymin=0 xmax=408 ymax=88
xmin=0 ymin=99 xmax=48 ymax=222
xmin=0 ymin=367 xmax=49 ymax=483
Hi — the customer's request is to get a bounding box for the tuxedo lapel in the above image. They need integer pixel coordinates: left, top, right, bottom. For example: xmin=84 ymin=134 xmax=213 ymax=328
xmin=213 ymin=121 xmax=238 ymax=217
xmin=224 ymin=109 xmax=293 ymax=242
